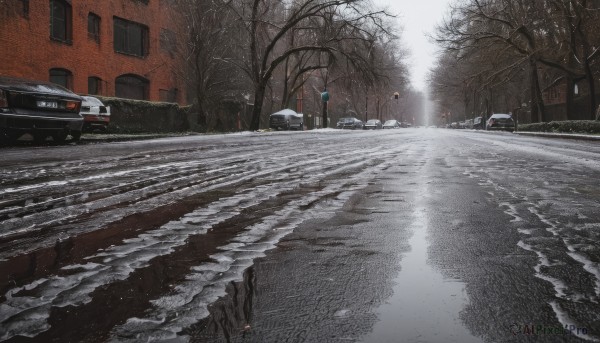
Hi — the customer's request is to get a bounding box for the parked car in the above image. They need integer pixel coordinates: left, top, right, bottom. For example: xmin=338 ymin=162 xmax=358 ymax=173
xmin=0 ymin=76 xmax=83 ymax=144
xmin=363 ymin=119 xmax=382 ymax=130
xmin=473 ymin=116 xmax=484 ymax=130
xmin=336 ymin=117 xmax=364 ymax=130
xmin=464 ymin=119 xmax=474 ymax=129
xmin=269 ymin=109 xmax=303 ymax=130
xmin=382 ymin=120 xmax=401 ymax=129
xmin=486 ymin=113 xmax=515 ymax=132
xmin=80 ymin=96 xmax=110 ymax=132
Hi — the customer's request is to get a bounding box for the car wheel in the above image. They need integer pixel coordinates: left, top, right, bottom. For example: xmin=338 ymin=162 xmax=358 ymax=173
xmin=52 ymin=132 xmax=68 ymax=144
xmin=33 ymin=133 xmax=48 ymax=144
xmin=70 ymin=130 xmax=82 ymax=142
xmin=0 ymin=129 xmax=15 ymax=146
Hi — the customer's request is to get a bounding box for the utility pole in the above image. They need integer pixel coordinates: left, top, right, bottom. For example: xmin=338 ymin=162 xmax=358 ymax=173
xmin=394 ymin=92 xmax=399 ymax=122
xmin=321 ymin=88 xmax=329 ymax=128
xmin=365 ymin=91 xmax=368 ymax=122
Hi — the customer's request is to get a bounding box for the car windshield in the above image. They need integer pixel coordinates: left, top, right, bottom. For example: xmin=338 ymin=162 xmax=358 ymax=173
xmin=384 ymin=120 xmax=396 ymax=125
xmin=82 ymin=96 xmax=104 ymax=106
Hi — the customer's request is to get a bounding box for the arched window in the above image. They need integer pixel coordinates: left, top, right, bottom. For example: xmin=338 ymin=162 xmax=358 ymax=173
xmin=115 ymin=74 xmax=149 ymax=100
xmin=49 ymin=68 xmax=73 ymax=90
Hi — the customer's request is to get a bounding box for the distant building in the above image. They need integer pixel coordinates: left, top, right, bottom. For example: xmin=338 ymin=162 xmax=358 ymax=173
xmin=0 ymin=0 xmax=186 ymax=104
xmin=542 ymin=76 xmax=598 ymax=121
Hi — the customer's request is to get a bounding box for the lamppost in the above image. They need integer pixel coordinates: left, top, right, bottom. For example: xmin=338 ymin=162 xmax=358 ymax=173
xmin=321 ymin=88 xmax=329 ymax=129
xmin=515 ymin=102 xmax=527 ymax=131
xmin=394 ymin=92 xmax=399 ymax=122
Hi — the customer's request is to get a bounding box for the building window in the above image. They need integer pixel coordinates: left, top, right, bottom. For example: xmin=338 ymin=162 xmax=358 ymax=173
xmin=49 ymin=68 xmax=73 ymax=90
xmin=114 ymin=17 xmax=149 ymax=57
xmin=88 ymin=76 xmax=103 ymax=95
xmin=115 ymin=74 xmax=149 ymax=100
xmin=159 ymin=88 xmax=178 ymax=103
xmin=50 ymin=0 xmax=72 ymax=43
xmin=88 ymin=13 xmax=101 ymax=43
xmin=22 ymin=0 xmax=30 ymax=17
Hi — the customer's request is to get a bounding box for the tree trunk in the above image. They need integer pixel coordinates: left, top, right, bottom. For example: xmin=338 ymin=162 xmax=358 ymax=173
xmin=195 ymin=91 xmax=207 ymax=132
xmin=250 ymin=84 xmax=266 ymax=131
xmin=530 ymin=58 xmax=546 ymax=122
xmin=584 ymin=61 xmax=597 ymax=120
xmin=322 ymin=101 xmax=328 ymax=128
xmin=566 ymin=76 xmax=574 ymax=120
xmin=281 ymin=56 xmax=290 ymax=109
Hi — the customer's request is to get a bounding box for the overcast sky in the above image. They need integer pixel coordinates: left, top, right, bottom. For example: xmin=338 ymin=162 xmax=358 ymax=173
xmin=374 ymin=0 xmax=453 ymax=92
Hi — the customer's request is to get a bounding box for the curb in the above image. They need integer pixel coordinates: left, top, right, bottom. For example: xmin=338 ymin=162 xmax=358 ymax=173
xmin=514 ymin=132 xmax=600 ymax=142
xmin=80 ymin=133 xmax=199 ymax=143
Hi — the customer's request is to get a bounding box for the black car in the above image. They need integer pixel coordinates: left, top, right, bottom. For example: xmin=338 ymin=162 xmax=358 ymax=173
xmin=486 ymin=113 xmax=515 ymax=132
xmin=336 ymin=117 xmax=364 ymax=130
xmin=363 ymin=119 xmax=382 ymax=130
xmin=473 ymin=116 xmax=484 ymax=130
xmin=0 ymin=76 xmax=83 ymax=144
xmin=269 ymin=109 xmax=303 ymax=130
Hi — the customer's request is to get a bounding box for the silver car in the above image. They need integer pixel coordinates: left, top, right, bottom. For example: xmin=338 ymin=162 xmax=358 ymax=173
xmin=336 ymin=117 xmax=364 ymax=130
xmin=382 ymin=120 xmax=401 ymax=129
xmin=364 ymin=119 xmax=382 ymax=130
xmin=486 ymin=113 xmax=515 ymax=132
xmin=80 ymin=96 xmax=111 ymax=132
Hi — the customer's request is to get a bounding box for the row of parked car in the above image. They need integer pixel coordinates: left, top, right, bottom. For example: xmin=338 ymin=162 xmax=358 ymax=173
xmin=449 ymin=114 xmax=515 ymax=132
xmin=0 ymin=76 xmax=111 ymax=144
xmin=336 ymin=118 xmax=410 ymax=130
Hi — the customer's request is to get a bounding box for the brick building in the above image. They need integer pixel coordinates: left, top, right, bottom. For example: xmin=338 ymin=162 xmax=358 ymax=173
xmin=542 ymin=76 xmax=599 ymax=121
xmin=0 ymin=0 xmax=186 ymax=104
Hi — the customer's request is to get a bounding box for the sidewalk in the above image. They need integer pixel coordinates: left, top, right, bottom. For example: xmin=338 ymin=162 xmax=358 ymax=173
xmin=514 ymin=131 xmax=600 ymax=141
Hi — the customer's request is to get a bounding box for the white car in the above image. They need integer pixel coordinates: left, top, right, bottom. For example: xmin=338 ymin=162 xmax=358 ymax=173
xmin=80 ymin=96 xmax=110 ymax=132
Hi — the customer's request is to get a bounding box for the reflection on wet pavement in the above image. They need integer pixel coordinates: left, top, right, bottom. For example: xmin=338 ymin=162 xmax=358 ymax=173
xmin=360 ymin=207 xmax=480 ymax=342
xmin=360 ymin=170 xmax=481 ymax=343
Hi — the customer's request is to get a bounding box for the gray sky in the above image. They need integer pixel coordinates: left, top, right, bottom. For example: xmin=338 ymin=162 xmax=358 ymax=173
xmin=375 ymin=0 xmax=452 ymax=91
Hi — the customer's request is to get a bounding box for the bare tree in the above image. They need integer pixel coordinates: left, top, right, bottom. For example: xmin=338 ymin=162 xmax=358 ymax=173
xmin=224 ymin=0 xmax=398 ymax=130
xmin=170 ymin=0 xmax=251 ymax=131
xmin=433 ymin=0 xmax=600 ymax=122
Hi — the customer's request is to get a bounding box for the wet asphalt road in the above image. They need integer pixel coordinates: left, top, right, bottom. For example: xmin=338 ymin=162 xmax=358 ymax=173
xmin=0 ymin=128 xmax=599 ymax=342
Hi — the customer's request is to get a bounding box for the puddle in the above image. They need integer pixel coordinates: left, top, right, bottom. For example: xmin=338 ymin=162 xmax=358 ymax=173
xmin=360 ymin=206 xmax=481 ymax=343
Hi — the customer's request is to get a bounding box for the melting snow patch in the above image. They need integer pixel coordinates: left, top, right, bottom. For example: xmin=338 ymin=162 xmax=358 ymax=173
xmin=334 ymin=309 xmax=350 ymax=318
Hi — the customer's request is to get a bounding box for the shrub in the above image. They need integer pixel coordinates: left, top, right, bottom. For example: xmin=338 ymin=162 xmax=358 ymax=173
xmin=95 ymin=96 xmax=191 ymax=133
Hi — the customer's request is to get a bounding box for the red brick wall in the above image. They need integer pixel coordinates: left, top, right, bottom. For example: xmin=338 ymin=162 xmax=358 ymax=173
xmin=542 ymin=79 xmax=567 ymax=106
xmin=0 ymin=0 xmax=186 ymax=104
